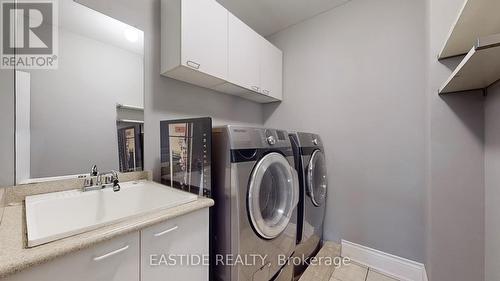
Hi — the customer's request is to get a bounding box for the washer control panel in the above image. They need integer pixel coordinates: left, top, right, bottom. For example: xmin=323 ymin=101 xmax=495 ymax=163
xmin=266 ymin=135 xmax=276 ymax=145
xmin=263 ymin=129 xmax=289 ymax=147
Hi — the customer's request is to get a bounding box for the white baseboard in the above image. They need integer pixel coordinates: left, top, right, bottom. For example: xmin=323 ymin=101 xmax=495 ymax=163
xmin=341 ymin=240 xmax=428 ymax=281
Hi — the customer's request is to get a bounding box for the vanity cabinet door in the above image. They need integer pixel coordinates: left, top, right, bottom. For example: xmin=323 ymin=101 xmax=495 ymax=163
xmin=4 ymin=232 xmax=140 ymax=281
xmin=141 ymin=208 xmax=209 ymax=281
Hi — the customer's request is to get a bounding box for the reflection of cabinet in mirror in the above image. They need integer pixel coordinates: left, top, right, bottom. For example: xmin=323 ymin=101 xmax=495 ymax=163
xmin=116 ymin=104 xmax=144 ymax=173
xmin=14 ymin=0 xmax=145 ymax=184
xmin=117 ymin=124 xmax=144 ymax=173
xmin=116 ymin=104 xmax=144 ymax=124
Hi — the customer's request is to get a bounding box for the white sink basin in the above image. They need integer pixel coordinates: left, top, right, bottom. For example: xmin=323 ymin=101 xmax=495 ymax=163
xmin=25 ymin=181 xmax=197 ymax=247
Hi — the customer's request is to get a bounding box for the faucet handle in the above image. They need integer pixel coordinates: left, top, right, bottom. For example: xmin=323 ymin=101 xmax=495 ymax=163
xmin=91 ymin=165 xmax=98 ymax=176
xmin=111 ymin=170 xmax=120 ymax=192
xmin=111 ymin=170 xmax=119 ymax=181
xmin=113 ymin=179 xmax=121 ymax=192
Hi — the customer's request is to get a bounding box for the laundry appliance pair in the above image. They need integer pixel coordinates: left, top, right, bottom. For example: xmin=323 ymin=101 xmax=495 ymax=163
xmin=212 ymin=126 xmax=327 ymax=281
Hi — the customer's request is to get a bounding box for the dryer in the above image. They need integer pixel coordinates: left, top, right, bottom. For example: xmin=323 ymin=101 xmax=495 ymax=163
xmin=212 ymin=126 xmax=299 ymax=281
xmin=289 ymin=132 xmax=328 ymax=278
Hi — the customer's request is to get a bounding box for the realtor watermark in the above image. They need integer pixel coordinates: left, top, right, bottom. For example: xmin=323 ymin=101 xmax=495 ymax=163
xmin=149 ymin=254 xmax=351 ymax=268
xmin=1 ymin=0 xmax=58 ymax=69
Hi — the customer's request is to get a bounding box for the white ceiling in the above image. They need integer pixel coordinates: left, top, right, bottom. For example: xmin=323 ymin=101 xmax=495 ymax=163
xmin=217 ymin=0 xmax=350 ymax=37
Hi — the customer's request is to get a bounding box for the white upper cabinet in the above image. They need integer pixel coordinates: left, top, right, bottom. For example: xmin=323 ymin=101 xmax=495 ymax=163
xmin=227 ymin=13 xmax=261 ymax=92
xmin=260 ymin=39 xmax=283 ymax=100
xmin=161 ymin=0 xmax=228 ymax=88
xmin=181 ymin=0 xmax=228 ymax=81
xmin=161 ymin=0 xmax=283 ymax=103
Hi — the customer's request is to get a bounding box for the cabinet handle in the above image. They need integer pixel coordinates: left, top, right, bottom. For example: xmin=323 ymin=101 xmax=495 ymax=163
xmin=186 ymin=60 xmax=200 ymax=69
xmin=93 ymin=245 xmax=129 ymax=261
xmin=154 ymin=225 xmax=179 ymax=237
xmin=251 ymin=86 xmax=260 ymax=92
xmin=262 ymin=89 xmax=270 ymax=94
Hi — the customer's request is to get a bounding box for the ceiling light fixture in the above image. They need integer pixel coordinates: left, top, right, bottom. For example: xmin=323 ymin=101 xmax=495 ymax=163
xmin=124 ymin=28 xmax=139 ymax=42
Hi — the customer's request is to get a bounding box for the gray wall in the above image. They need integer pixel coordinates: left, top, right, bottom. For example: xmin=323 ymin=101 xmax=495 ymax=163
xmin=28 ymin=28 xmax=143 ymax=178
xmin=426 ymin=0 xmax=485 ymax=281
xmin=264 ymin=0 xmax=427 ymax=262
xmin=0 ymin=69 xmax=14 ymax=187
xmin=485 ymin=81 xmax=500 ymax=281
xmin=0 ymin=69 xmax=14 ymax=223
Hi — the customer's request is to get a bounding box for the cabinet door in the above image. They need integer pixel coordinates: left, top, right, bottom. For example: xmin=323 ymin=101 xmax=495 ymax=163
xmin=5 ymin=232 xmax=140 ymax=281
xmin=260 ymin=39 xmax=283 ymax=100
xmin=227 ymin=12 xmax=261 ymax=92
xmin=141 ymin=208 xmax=209 ymax=281
xmin=181 ymin=0 xmax=228 ymax=81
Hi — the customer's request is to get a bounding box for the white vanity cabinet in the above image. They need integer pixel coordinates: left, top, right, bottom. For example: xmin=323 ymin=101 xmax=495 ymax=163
xmin=161 ymin=0 xmax=228 ymax=88
xmin=5 ymin=232 xmax=140 ymax=281
xmin=141 ymin=208 xmax=209 ymax=281
xmin=4 ymin=208 xmax=210 ymax=281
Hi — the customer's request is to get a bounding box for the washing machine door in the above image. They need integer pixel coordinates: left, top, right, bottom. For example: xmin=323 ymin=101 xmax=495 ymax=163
xmin=248 ymin=152 xmax=299 ymax=240
xmin=306 ymin=150 xmax=327 ymax=207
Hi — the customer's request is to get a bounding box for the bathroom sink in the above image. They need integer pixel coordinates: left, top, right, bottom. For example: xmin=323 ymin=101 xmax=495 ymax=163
xmin=25 ymin=181 xmax=197 ymax=247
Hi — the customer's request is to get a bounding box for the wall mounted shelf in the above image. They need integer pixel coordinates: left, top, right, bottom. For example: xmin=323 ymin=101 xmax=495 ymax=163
xmin=116 ymin=104 xmax=144 ymax=124
xmin=439 ymin=34 xmax=500 ymax=94
xmin=438 ymin=0 xmax=500 ymax=60
xmin=117 ymin=119 xmax=144 ymax=124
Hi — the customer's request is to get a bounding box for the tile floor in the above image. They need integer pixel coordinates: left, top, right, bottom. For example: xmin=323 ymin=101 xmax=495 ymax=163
xmin=329 ymin=261 xmax=400 ymax=281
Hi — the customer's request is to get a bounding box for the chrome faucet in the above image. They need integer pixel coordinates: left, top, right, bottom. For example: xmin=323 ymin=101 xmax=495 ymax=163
xmin=83 ymin=165 xmax=121 ymax=192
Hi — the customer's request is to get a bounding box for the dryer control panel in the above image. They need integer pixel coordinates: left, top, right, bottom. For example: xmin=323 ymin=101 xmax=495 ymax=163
xmin=296 ymin=132 xmax=323 ymax=149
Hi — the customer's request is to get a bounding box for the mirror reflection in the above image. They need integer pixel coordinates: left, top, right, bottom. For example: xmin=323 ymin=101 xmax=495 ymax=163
xmin=15 ymin=0 xmax=145 ymax=183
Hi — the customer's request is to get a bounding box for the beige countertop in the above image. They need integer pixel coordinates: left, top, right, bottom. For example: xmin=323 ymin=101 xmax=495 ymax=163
xmin=0 ymin=196 xmax=214 ymax=278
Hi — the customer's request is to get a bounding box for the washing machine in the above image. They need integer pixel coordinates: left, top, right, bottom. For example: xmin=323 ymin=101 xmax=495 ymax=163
xmin=289 ymin=132 xmax=328 ymax=278
xmin=212 ymin=126 xmax=299 ymax=281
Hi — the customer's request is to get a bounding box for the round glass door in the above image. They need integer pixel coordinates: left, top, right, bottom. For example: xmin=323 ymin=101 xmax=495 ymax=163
xmin=248 ymin=152 xmax=298 ymax=239
xmin=307 ymin=150 xmax=327 ymax=207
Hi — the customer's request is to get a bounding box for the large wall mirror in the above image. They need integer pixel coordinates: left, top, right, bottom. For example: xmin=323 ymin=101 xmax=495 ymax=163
xmin=15 ymin=0 xmax=145 ymax=184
